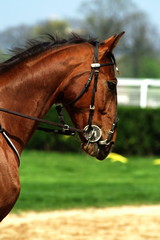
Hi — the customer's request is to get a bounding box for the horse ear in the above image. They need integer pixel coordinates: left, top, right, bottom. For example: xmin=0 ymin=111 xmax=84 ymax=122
xmin=99 ymin=31 xmax=125 ymax=56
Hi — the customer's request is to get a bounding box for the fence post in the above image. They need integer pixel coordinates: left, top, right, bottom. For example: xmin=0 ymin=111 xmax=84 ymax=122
xmin=140 ymin=79 xmax=149 ymax=108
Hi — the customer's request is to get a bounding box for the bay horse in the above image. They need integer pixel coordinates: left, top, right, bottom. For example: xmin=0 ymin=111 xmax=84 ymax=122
xmin=0 ymin=32 xmax=124 ymax=221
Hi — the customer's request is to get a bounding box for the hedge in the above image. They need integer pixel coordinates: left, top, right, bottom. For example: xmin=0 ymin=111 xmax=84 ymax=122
xmin=115 ymin=106 xmax=160 ymax=155
xmin=26 ymin=106 xmax=160 ymax=156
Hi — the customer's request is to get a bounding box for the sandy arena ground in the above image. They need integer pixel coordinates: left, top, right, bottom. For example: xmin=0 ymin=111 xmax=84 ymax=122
xmin=0 ymin=205 xmax=160 ymax=240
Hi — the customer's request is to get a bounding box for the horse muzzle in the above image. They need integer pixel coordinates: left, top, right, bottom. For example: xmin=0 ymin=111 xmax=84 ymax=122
xmin=83 ymin=124 xmax=115 ymax=160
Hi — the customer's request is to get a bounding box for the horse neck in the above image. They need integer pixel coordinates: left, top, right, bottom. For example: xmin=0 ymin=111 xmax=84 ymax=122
xmin=0 ymin=43 xmax=92 ymax=153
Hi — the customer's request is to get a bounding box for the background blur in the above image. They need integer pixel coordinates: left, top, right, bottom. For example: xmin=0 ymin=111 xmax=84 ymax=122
xmin=1 ymin=0 xmax=160 ymax=156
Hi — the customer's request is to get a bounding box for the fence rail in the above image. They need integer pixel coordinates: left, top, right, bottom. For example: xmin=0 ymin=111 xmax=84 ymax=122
xmin=118 ymin=78 xmax=160 ymax=108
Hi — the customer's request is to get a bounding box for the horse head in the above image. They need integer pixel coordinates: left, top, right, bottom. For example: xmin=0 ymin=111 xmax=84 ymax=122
xmin=59 ymin=32 xmax=124 ymax=160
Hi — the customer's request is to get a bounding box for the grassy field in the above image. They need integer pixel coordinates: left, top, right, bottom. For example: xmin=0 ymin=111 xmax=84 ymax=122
xmin=14 ymin=151 xmax=160 ymax=212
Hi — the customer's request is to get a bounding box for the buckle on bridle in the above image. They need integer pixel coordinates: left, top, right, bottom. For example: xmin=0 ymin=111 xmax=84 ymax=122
xmin=83 ymin=125 xmax=102 ymax=143
xmin=90 ymin=105 xmax=95 ymax=110
xmin=62 ymin=124 xmax=76 ymax=136
xmin=91 ymin=63 xmax=100 ymax=68
xmin=109 ymin=130 xmax=114 ymax=134
xmin=63 ymin=124 xmax=70 ymax=131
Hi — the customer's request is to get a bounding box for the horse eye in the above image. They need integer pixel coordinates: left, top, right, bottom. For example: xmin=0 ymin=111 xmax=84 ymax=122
xmin=107 ymin=82 xmax=116 ymax=90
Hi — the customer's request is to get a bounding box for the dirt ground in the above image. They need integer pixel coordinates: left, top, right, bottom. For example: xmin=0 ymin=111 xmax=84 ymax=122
xmin=0 ymin=205 xmax=160 ymax=240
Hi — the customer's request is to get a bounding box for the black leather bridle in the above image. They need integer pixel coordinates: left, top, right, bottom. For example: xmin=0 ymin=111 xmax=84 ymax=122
xmin=65 ymin=42 xmax=119 ymax=145
xmin=0 ymin=42 xmax=118 ymax=165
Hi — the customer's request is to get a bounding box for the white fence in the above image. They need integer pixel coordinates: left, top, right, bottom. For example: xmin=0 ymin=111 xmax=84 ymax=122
xmin=118 ymin=78 xmax=160 ymax=108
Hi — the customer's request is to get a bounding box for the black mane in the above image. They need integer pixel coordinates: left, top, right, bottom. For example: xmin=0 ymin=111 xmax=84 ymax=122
xmin=0 ymin=33 xmax=97 ymax=73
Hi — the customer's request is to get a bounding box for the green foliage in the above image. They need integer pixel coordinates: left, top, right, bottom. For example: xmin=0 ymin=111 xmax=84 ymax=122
xmin=119 ymin=56 xmax=160 ymax=78
xmin=115 ymin=106 xmax=160 ymax=155
xmin=32 ymin=20 xmax=69 ymax=38
xmin=138 ymin=57 xmax=160 ymax=78
xmin=14 ymin=151 xmax=160 ymax=211
xmin=0 ymin=49 xmax=9 ymax=62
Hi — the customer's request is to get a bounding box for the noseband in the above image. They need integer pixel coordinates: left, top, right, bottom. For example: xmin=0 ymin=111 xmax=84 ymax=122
xmin=0 ymin=42 xmax=118 ymax=164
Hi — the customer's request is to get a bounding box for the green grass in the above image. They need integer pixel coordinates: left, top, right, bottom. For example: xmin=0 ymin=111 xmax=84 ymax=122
xmin=14 ymin=151 xmax=160 ymax=212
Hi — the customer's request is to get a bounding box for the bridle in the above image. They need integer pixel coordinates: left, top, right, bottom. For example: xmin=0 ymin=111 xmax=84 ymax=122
xmin=0 ymin=42 xmax=118 ymax=165
xmin=67 ymin=42 xmax=119 ymax=146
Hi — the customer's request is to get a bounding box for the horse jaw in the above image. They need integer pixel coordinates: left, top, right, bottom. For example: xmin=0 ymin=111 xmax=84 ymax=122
xmin=82 ymin=142 xmax=113 ymax=160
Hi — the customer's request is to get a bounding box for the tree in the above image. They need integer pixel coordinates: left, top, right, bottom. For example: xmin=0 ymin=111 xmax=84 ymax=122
xmin=0 ymin=20 xmax=70 ymax=54
xmin=80 ymin=0 xmax=136 ymax=40
xmin=0 ymin=49 xmax=9 ymax=62
xmin=124 ymin=11 xmax=160 ymax=77
xmin=80 ymin=0 xmax=160 ymax=78
xmin=32 ymin=20 xmax=70 ymax=38
xmin=0 ymin=25 xmax=33 ymax=53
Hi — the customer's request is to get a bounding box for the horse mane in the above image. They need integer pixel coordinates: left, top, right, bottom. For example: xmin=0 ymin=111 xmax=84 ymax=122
xmin=0 ymin=33 xmax=97 ymax=73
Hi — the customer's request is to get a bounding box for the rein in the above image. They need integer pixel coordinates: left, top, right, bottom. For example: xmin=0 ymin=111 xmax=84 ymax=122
xmin=0 ymin=42 xmax=118 ymax=164
xmin=0 ymin=107 xmax=83 ymax=135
